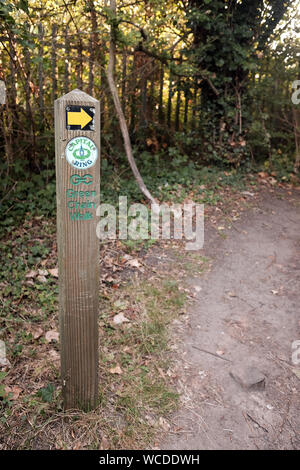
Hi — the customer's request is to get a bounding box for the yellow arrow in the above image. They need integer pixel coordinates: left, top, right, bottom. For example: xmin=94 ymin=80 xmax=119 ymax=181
xmin=67 ymin=108 xmax=92 ymax=129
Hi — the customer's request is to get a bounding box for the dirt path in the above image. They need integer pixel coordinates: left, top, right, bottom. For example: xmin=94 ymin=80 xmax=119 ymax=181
xmin=161 ymin=189 xmax=300 ymax=450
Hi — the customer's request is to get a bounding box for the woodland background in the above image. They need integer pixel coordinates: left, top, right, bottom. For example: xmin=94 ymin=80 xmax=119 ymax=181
xmin=0 ymin=0 xmax=299 ymax=226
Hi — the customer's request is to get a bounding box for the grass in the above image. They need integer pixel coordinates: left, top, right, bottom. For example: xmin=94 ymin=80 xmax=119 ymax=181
xmin=0 ymin=215 xmax=188 ymax=449
xmin=171 ymin=251 xmax=211 ymax=276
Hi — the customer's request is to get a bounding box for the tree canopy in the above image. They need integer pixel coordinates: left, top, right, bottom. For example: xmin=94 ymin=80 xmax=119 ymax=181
xmin=0 ymin=0 xmax=299 ymax=207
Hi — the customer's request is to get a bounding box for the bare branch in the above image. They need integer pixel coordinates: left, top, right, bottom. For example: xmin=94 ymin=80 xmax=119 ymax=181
xmin=107 ymin=0 xmax=158 ymax=207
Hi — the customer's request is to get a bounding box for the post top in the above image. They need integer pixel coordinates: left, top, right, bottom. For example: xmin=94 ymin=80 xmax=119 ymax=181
xmin=55 ymin=88 xmax=98 ymax=103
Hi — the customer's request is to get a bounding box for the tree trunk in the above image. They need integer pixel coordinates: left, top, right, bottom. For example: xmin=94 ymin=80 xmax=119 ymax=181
xmin=51 ymin=24 xmax=57 ymax=102
xmin=158 ymin=63 xmax=164 ymax=124
xmin=130 ymin=53 xmax=138 ymax=135
xmin=167 ymin=67 xmax=173 ymax=128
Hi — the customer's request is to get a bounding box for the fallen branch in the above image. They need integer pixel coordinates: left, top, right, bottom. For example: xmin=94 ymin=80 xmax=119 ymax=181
xmin=107 ymin=0 xmax=158 ymax=207
xmin=192 ymin=345 xmax=232 ymax=362
xmin=246 ymin=413 xmax=269 ymax=433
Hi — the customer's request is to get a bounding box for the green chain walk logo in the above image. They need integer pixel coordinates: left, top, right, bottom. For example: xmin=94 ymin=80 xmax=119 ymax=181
xmin=70 ymin=174 xmax=93 ymax=186
xmin=65 ymin=137 xmax=98 ymax=170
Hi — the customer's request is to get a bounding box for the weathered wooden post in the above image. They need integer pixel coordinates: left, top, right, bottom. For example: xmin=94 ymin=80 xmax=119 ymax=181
xmin=55 ymin=89 xmax=100 ymax=410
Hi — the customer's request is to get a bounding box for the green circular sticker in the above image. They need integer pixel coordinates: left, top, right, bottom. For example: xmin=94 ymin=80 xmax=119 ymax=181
xmin=65 ymin=136 xmax=98 ymax=170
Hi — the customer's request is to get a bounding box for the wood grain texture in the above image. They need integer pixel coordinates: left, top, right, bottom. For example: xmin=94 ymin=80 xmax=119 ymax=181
xmin=55 ymin=89 xmax=100 ymax=410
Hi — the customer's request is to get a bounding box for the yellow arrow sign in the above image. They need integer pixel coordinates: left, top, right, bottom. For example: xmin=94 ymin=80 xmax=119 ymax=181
xmin=67 ymin=108 xmax=92 ymax=129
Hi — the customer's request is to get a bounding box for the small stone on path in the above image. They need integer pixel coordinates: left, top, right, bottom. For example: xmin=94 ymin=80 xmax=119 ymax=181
xmin=229 ymin=365 xmax=266 ymax=391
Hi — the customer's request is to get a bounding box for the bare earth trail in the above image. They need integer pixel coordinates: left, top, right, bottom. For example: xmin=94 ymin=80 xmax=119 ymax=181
xmin=161 ymin=189 xmax=300 ymax=450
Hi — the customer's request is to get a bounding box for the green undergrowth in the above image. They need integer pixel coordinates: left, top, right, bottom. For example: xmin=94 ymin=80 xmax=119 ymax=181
xmin=0 ymin=151 xmax=252 ymax=238
xmin=3 ymin=142 xmax=297 ymax=240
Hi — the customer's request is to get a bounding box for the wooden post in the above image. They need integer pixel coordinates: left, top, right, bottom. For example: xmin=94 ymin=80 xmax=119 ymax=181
xmin=55 ymin=89 xmax=100 ymax=410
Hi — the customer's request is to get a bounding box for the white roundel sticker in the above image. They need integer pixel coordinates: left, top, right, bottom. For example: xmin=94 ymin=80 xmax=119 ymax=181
xmin=65 ymin=136 xmax=98 ymax=170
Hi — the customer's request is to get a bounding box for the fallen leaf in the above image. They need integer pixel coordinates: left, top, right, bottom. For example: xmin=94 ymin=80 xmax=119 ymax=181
xmin=113 ymin=312 xmax=130 ymax=325
xmin=26 ymin=270 xmax=37 ymax=278
xmin=38 ymin=269 xmax=48 ymax=276
xmin=109 ymin=365 xmax=123 ymax=375
xmin=45 ymin=330 xmax=59 ymax=343
xmin=37 ymin=275 xmax=47 ymax=283
xmin=4 ymin=385 xmax=22 ymax=400
xmin=11 ymin=386 xmax=22 ymax=399
xmin=73 ymin=442 xmax=82 ymax=450
xmin=121 ymin=254 xmax=132 ymax=262
xmin=126 ymin=258 xmax=142 ymax=268
xmin=0 ymin=357 xmax=10 ymax=368
xmin=146 ymin=138 xmax=153 ymax=146
xmin=145 ymin=414 xmax=156 ymax=426
xmin=48 ymin=350 xmax=60 ymax=362
xmin=48 ymin=268 xmax=59 ymax=278
xmin=156 ymin=367 xmax=166 ymax=379
xmin=228 ymin=292 xmax=237 ymax=298
xmin=32 ymin=327 xmax=43 ymax=340
xmin=99 ymin=437 xmax=109 ymax=450
xmin=158 ymin=417 xmax=170 ymax=431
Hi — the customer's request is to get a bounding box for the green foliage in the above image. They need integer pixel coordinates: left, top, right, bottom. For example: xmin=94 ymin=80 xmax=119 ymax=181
xmin=0 ymin=214 xmax=58 ymax=340
xmin=248 ymin=34 xmax=299 ymax=165
xmin=36 ymin=384 xmax=55 ymax=403
xmin=0 ymin=168 xmax=56 ymax=233
xmin=184 ymin=0 xmax=293 ymax=164
xmin=0 ymin=1 xmax=15 ymax=28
